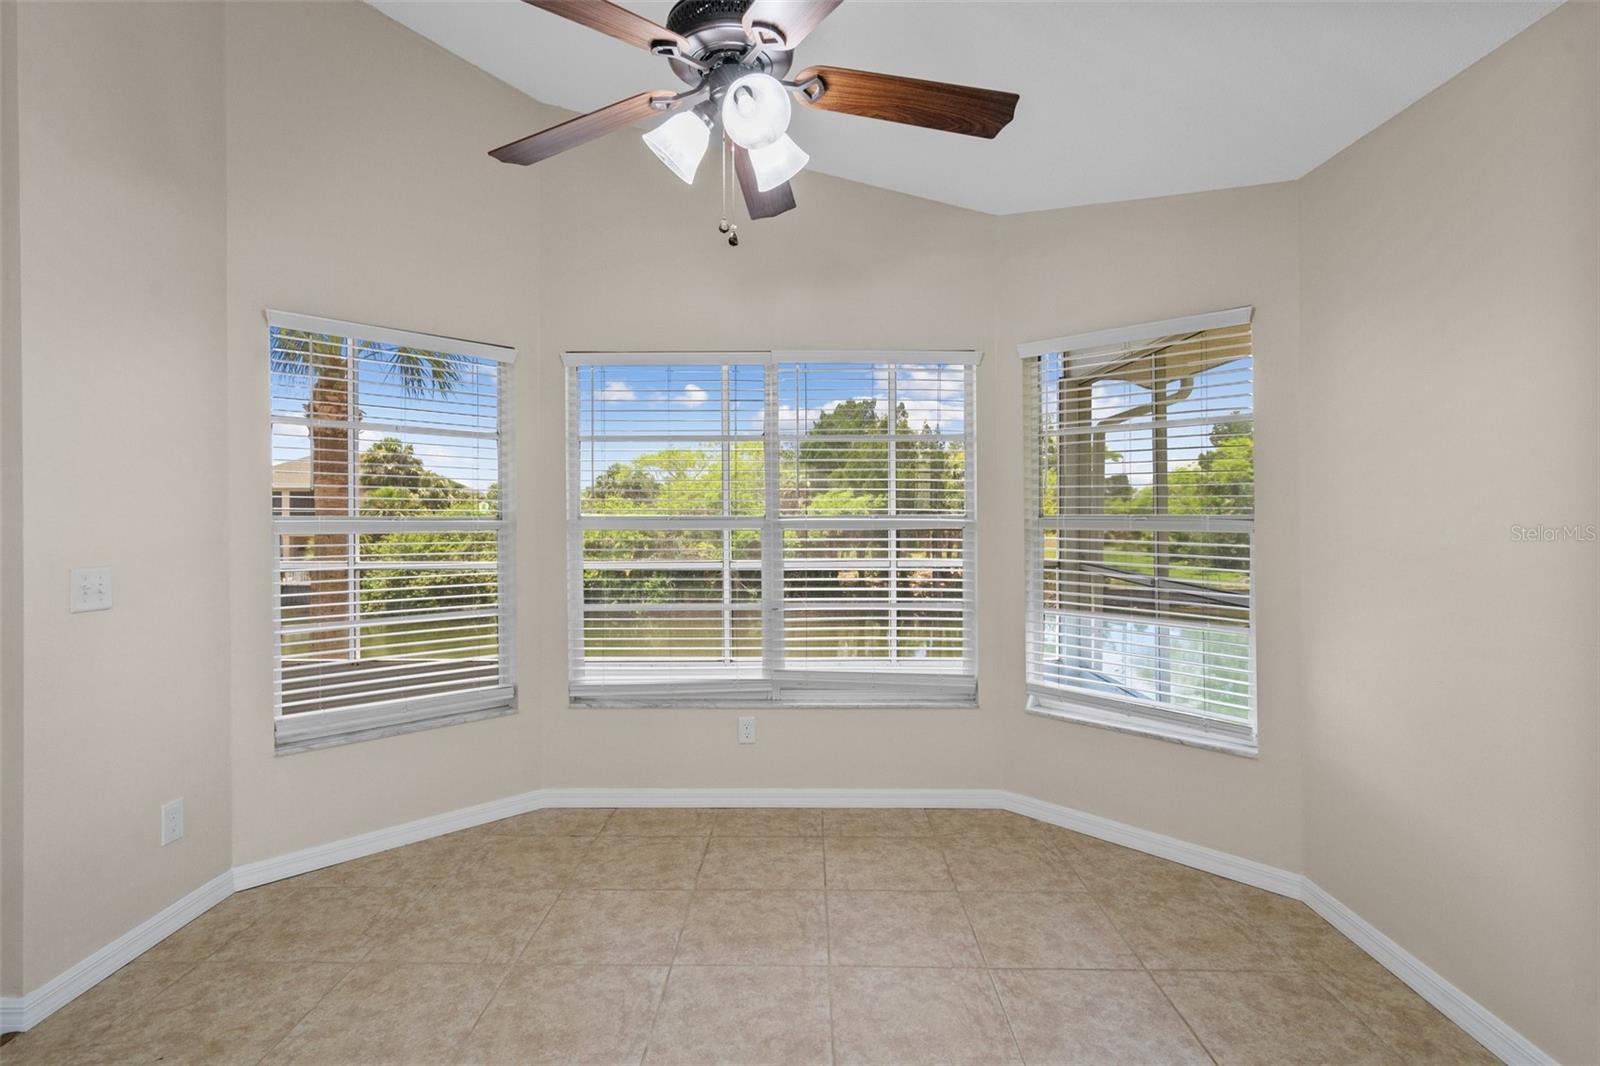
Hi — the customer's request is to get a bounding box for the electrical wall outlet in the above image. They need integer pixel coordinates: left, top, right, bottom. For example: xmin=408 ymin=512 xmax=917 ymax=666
xmin=160 ymin=798 xmax=184 ymax=846
xmin=69 ymin=566 xmax=113 ymax=613
xmin=737 ymin=716 xmax=756 ymax=744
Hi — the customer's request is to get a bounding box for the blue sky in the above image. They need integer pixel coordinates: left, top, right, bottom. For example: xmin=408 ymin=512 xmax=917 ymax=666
xmin=574 ymin=362 xmax=972 ymax=489
xmin=572 ymin=358 xmax=1249 ymax=492
xmin=267 ymin=340 xmax=1249 ymax=496
xmin=269 ymin=333 xmax=503 ymax=491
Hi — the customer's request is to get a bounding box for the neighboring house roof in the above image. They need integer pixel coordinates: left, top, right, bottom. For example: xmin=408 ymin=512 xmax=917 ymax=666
xmin=272 ymin=457 xmax=312 ymax=491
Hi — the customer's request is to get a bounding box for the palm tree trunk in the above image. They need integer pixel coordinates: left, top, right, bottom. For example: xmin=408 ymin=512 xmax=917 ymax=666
xmin=308 ymin=347 xmax=352 ymax=660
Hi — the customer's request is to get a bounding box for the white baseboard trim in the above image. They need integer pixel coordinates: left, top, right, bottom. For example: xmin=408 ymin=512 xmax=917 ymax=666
xmin=541 ymin=786 xmax=1012 ymax=810
xmin=997 ymin=790 xmax=1306 ymax=898
xmin=229 ymin=787 xmax=1008 ymax=892
xmin=232 ymin=787 xmax=550 ymax=890
xmin=0 ymin=870 xmax=233 ymax=1033
xmin=1299 ymin=879 xmax=1554 ymax=1066
xmin=2 ymin=786 xmax=1555 ymax=1064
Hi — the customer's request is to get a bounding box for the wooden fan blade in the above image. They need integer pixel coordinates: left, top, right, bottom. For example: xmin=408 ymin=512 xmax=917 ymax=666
xmin=489 ymin=91 xmax=681 ymax=165
xmin=521 ymin=0 xmax=688 ymax=54
xmin=793 ymin=65 xmax=1018 ymax=138
xmin=733 ymin=145 xmax=797 ymax=219
xmin=741 ymin=0 xmax=842 ymax=49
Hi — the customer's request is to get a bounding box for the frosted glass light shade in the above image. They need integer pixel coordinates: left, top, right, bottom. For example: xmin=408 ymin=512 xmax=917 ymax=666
xmin=748 ymin=134 xmax=809 ymax=191
xmin=721 ymin=72 xmax=791 ymax=150
xmin=643 ymin=111 xmax=711 ymax=184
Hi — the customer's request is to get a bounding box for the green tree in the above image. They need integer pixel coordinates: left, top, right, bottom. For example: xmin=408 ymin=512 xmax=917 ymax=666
xmin=588 ymin=463 xmax=661 ymax=511
xmin=1168 ymin=419 xmax=1253 ymax=571
xmin=359 ymin=436 xmax=473 ymax=516
xmin=576 ymin=397 xmax=969 ymax=628
xmin=271 ymin=330 xmax=466 ymax=658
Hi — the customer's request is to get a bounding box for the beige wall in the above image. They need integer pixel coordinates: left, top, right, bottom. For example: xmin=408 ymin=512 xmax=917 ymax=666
xmin=225 ymin=0 xmax=548 ymax=864
xmin=1298 ymin=4 xmax=1598 ymax=1061
xmin=224 ymin=0 xmax=1005 ymax=871
xmin=990 ymin=184 xmax=1306 ymax=872
xmin=530 ymin=70 xmax=1003 ymax=796
xmin=0 ymin=0 xmax=21 ymax=999
xmin=7 ymin=2 xmax=231 ymax=990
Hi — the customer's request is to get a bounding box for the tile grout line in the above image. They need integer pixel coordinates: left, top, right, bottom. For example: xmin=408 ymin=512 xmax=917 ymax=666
xmin=942 ymin=832 xmax=1029 ymax=1065
xmin=253 ymin=855 xmax=467 ymax=1063
xmin=1306 ymin=967 xmax=1424 ymax=1062
xmin=83 ymin=959 xmax=202 ymax=1056
xmin=453 ymin=962 xmax=517 ymax=1062
xmin=637 ymin=825 xmax=712 ymax=1063
xmin=1052 ymin=832 xmax=1222 ymax=1066
xmin=823 ymin=843 xmax=838 ymax=1066
xmin=1145 ymin=970 xmax=1221 ymax=1066
xmin=637 ymin=958 xmax=675 ymax=1066
xmin=249 ymin=960 xmax=360 ymax=1066
xmin=460 ymin=854 xmax=574 ymax=1059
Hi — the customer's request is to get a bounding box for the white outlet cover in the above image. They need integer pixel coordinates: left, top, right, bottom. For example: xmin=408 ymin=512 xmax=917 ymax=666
xmin=737 ymin=716 xmax=756 ymax=744
xmin=160 ymin=798 xmax=184 ymax=846
xmin=69 ymin=566 xmax=113 ymax=613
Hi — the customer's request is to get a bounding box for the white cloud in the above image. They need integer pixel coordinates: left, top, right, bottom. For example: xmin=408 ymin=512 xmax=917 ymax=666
xmin=895 ymin=367 xmax=967 ymax=433
xmin=599 ymin=379 xmax=636 ymax=403
xmin=681 ymin=383 xmax=707 ymax=408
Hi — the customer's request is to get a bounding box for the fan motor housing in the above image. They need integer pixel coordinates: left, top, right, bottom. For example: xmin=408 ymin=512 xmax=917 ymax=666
xmin=665 ymin=0 xmax=791 ymax=85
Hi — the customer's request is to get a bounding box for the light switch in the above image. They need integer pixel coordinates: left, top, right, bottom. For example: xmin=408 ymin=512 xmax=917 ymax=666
xmin=69 ymin=566 xmax=112 ymax=613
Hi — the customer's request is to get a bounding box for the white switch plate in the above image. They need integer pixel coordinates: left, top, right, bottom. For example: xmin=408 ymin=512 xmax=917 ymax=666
xmin=737 ymin=716 xmax=756 ymax=744
xmin=69 ymin=566 xmax=112 ymax=613
xmin=160 ymin=798 xmax=184 ymax=846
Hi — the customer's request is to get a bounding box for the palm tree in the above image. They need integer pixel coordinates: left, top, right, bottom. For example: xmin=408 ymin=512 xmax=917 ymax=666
xmin=271 ymin=329 xmax=463 ymax=662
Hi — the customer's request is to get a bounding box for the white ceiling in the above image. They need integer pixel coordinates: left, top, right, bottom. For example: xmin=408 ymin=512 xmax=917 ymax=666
xmin=370 ymin=0 xmax=1554 ymax=215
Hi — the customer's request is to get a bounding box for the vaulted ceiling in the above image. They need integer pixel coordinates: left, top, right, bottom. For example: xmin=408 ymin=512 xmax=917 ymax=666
xmin=372 ymin=0 xmax=1554 ymax=214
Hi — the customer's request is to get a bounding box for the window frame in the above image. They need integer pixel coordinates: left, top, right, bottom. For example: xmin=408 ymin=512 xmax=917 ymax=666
xmin=267 ymin=309 xmax=518 ymax=753
xmin=564 ymin=349 xmax=980 ymax=708
xmin=1018 ymin=308 xmax=1258 ymax=756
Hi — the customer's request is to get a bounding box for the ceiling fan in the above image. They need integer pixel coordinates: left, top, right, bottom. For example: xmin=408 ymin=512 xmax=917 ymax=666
xmin=489 ymin=0 xmax=1020 ymax=230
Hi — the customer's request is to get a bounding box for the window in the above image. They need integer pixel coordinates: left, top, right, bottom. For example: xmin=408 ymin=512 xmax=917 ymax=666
xmin=566 ymin=351 xmax=977 ymax=705
xmin=268 ymin=310 xmax=515 ymax=751
xmin=1020 ymin=309 xmax=1256 ymax=754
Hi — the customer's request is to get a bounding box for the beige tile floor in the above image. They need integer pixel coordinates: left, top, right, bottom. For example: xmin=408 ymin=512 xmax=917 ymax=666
xmin=2 ymin=807 xmax=1499 ymax=1065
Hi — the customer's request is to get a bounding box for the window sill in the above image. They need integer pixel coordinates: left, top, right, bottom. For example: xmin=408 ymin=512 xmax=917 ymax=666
xmin=1025 ymin=697 xmax=1257 ymax=758
xmin=569 ymin=700 xmax=979 ymax=711
xmin=274 ymin=702 xmax=516 ymax=756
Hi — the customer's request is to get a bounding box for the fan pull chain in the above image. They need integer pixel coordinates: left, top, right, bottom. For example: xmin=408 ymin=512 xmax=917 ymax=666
xmin=718 ymin=135 xmax=728 ymax=235
xmin=718 ymin=134 xmax=738 ymax=247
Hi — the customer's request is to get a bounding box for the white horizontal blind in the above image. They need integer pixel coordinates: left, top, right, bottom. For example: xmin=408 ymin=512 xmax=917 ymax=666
xmin=1022 ymin=314 xmax=1255 ymax=746
xmin=568 ymin=353 xmax=977 ymax=705
xmin=568 ymin=361 xmax=768 ymax=697
xmin=269 ymin=312 xmax=515 ymax=747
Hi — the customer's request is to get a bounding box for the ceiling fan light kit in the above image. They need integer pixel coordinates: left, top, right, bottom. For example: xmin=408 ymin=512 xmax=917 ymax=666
xmin=642 ymin=108 xmax=713 ymax=183
xmin=490 ymin=0 xmax=1020 ymax=242
xmin=721 ymin=71 xmax=793 ymax=148
xmin=747 ymin=132 xmax=809 ymax=191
